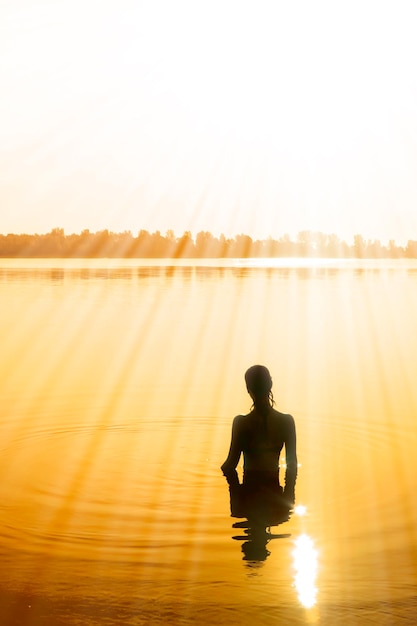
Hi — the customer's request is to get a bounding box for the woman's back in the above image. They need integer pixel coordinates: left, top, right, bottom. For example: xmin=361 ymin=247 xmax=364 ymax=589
xmin=238 ymin=409 xmax=293 ymax=472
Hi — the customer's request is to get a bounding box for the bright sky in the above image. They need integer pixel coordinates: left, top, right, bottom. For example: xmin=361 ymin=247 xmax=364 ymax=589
xmin=1 ymin=0 xmax=417 ymax=244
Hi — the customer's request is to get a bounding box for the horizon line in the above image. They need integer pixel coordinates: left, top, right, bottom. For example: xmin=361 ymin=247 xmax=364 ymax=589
xmin=0 ymin=227 xmax=414 ymax=246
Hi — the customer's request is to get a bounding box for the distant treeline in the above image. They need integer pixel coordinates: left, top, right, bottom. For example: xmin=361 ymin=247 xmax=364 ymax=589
xmin=1 ymin=228 xmax=417 ymax=258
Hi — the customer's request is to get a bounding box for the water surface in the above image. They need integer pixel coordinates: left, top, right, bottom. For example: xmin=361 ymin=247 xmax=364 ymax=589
xmin=1 ymin=258 xmax=417 ymax=624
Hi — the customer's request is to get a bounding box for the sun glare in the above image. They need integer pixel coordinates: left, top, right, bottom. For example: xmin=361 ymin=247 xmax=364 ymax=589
xmin=292 ymin=534 xmax=319 ymax=609
xmin=294 ymin=504 xmax=307 ymax=517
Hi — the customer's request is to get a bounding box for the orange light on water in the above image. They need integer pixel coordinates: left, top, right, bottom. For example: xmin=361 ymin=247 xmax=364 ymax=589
xmin=292 ymin=533 xmax=318 ymax=609
xmin=294 ymin=504 xmax=307 ymax=517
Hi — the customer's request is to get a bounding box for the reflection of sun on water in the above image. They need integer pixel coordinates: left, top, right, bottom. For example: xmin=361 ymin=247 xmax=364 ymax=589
xmin=292 ymin=534 xmax=318 ymax=609
xmin=294 ymin=504 xmax=307 ymax=517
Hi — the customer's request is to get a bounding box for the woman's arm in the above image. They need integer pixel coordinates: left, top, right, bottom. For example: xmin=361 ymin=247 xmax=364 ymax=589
xmin=221 ymin=415 xmax=243 ymax=475
xmin=283 ymin=414 xmax=297 ymax=502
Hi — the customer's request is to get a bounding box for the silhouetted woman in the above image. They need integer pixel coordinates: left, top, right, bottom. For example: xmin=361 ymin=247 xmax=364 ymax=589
xmin=221 ymin=365 xmax=297 ymax=507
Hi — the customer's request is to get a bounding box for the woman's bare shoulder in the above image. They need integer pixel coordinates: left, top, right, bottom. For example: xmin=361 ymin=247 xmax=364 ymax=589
xmin=272 ymin=409 xmax=295 ymax=424
xmin=233 ymin=413 xmax=249 ymax=425
xmin=232 ymin=413 xmax=253 ymax=432
xmin=235 ymin=411 xmax=254 ymax=419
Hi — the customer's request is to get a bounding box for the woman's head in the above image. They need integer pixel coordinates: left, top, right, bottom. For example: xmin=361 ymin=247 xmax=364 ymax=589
xmin=244 ymin=365 xmax=273 ymax=400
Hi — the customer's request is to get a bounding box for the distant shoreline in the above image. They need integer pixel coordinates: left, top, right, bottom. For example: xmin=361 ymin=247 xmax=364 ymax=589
xmin=1 ymin=228 xmax=416 ymax=259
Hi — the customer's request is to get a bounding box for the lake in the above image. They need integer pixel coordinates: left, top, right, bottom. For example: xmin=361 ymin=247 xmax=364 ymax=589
xmin=1 ymin=258 xmax=416 ymax=625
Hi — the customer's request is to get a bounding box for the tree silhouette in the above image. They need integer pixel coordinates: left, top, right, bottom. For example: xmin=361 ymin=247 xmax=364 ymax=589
xmin=0 ymin=228 xmax=413 ymax=259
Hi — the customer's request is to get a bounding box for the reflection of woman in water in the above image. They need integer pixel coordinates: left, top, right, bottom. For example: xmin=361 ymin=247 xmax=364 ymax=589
xmin=221 ymin=365 xmax=297 ymax=513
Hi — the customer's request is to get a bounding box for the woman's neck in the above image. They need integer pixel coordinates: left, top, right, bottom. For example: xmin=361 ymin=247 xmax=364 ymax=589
xmin=252 ymin=397 xmax=271 ymax=418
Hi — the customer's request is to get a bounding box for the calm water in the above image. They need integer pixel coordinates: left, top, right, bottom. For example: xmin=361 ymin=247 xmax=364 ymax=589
xmin=1 ymin=258 xmax=417 ymax=625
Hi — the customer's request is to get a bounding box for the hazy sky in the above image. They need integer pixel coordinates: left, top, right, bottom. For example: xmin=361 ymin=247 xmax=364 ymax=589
xmin=1 ymin=0 xmax=417 ymax=243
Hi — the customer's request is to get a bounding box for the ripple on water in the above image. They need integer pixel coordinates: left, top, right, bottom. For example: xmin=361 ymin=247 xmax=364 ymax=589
xmin=0 ymin=414 xmax=223 ymax=563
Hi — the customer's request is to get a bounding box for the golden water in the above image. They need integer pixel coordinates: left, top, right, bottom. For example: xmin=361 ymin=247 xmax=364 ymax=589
xmin=1 ymin=259 xmax=416 ymax=625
